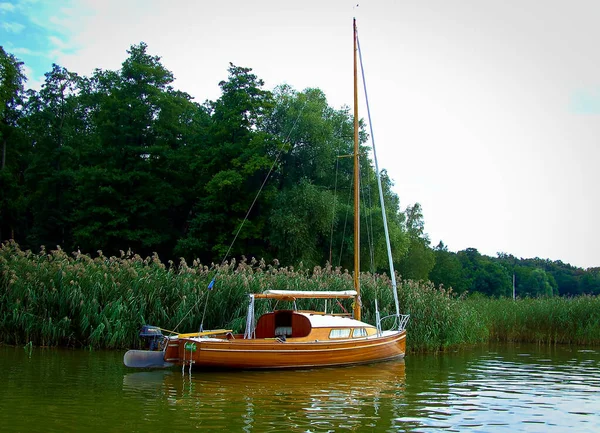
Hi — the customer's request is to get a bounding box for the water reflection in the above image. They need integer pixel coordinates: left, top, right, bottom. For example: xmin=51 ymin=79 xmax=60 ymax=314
xmin=1 ymin=345 xmax=599 ymax=432
xmin=120 ymin=346 xmax=600 ymax=432
xmin=398 ymin=345 xmax=600 ymax=432
xmin=123 ymin=361 xmax=407 ymax=432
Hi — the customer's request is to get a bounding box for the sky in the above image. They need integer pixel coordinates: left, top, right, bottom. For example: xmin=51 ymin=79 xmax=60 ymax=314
xmin=2 ymin=0 xmax=599 ymax=269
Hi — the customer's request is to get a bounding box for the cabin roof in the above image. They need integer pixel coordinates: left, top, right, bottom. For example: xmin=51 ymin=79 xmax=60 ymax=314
xmin=296 ymin=311 xmax=374 ymax=329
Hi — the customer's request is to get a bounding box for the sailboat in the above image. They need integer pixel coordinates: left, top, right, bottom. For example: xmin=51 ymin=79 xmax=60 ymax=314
xmin=124 ymin=19 xmax=409 ymax=370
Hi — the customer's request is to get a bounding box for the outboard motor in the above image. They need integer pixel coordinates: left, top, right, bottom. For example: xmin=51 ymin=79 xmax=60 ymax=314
xmin=139 ymin=325 xmax=164 ymax=351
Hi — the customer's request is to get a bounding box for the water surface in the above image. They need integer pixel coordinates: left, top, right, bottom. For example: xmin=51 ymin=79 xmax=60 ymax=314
xmin=1 ymin=344 xmax=598 ymax=432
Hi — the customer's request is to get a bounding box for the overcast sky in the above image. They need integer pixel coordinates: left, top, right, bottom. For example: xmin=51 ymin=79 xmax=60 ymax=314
xmin=2 ymin=0 xmax=599 ymax=268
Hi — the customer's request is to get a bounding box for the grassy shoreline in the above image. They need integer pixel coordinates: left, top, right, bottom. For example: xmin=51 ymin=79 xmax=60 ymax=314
xmin=2 ymin=241 xmax=599 ymax=351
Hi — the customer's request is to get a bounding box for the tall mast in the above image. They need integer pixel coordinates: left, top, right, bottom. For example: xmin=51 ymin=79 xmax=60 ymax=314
xmin=353 ymin=18 xmax=361 ymax=321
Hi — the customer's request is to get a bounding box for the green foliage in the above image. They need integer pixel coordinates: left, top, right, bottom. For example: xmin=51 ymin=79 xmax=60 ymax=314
xmin=69 ymin=44 xmax=203 ymax=258
xmin=0 ymin=47 xmax=28 ymax=242
xmin=496 ymin=253 xmax=598 ymax=297
xmin=428 ymin=247 xmax=597 ymax=298
xmin=176 ymin=63 xmax=278 ymax=261
xmin=0 ymin=42 xmax=415 ymax=276
xmin=470 ymin=295 xmax=600 ymax=345
xmin=20 ymin=64 xmax=83 ymax=248
xmin=429 ymin=242 xmax=467 ymax=292
xmin=2 ymin=242 xmax=599 ymax=352
xmin=398 ymin=204 xmax=434 ymax=280
xmin=0 ymin=46 xmax=26 ymax=123
xmin=397 ymin=280 xmax=488 ymax=351
xmin=0 ymin=241 xmax=209 ymax=348
xmin=2 ymin=43 xmax=597 ymax=302
xmin=269 ymin=178 xmax=334 ymax=266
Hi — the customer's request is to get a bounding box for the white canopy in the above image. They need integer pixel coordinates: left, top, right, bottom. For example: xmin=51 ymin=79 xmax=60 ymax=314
xmin=253 ymin=290 xmax=357 ymax=300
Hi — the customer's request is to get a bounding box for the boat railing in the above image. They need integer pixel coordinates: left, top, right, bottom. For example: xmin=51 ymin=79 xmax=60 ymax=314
xmin=398 ymin=314 xmax=410 ymax=331
xmin=377 ymin=314 xmax=410 ymax=334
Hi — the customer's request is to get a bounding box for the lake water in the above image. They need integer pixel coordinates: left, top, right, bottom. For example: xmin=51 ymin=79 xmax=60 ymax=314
xmin=0 ymin=344 xmax=598 ymax=432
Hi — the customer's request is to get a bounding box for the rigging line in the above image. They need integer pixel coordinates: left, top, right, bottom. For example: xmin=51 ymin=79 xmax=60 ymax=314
xmin=361 ymin=160 xmax=376 ymax=272
xmin=192 ymin=96 xmax=309 ymax=331
xmin=219 ymin=98 xmax=307 ymax=271
xmin=360 ymin=169 xmax=374 ymax=271
xmin=360 ymin=164 xmax=380 ymax=307
xmin=368 ymin=175 xmax=377 ymax=275
xmin=359 ymin=144 xmax=377 ymax=277
xmin=356 ymin=29 xmax=401 ymax=318
xmin=337 ymin=176 xmax=354 ymax=268
xmin=170 ymin=98 xmax=309 ymax=335
xmin=328 ymin=153 xmax=341 ymax=265
xmin=363 ymin=160 xmax=380 ymax=301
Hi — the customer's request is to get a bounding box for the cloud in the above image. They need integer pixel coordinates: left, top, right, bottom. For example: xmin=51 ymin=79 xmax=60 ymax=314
xmin=8 ymin=46 xmax=36 ymax=55
xmin=48 ymin=35 xmax=69 ymax=50
xmin=22 ymin=64 xmax=44 ymax=90
xmin=0 ymin=2 xmax=16 ymax=12
xmin=571 ymin=89 xmax=600 ymax=114
xmin=28 ymin=14 xmax=61 ymax=32
xmin=2 ymin=21 xmax=25 ymax=33
xmin=11 ymin=0 xmax=81 ymax=35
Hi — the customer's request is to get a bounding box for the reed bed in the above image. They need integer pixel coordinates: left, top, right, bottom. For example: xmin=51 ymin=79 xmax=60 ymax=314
xmin=469 ymin=295 xmax=600 ymax=346
xmin=1 ymin=241 xmax=599 ymax=351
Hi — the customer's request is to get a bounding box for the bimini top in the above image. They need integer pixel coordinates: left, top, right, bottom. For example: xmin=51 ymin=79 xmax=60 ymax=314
xmin=297 ymin=311 xmax=372 ymax=329
xmin=252 ymin=290 xmax=357 ymax=301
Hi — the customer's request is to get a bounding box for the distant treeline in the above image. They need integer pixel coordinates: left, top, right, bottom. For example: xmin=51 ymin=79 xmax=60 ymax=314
xmin=0 ymin=44 xmax=598 ymax=298
xmin=430 ymin=245 xmax=600 ymax=297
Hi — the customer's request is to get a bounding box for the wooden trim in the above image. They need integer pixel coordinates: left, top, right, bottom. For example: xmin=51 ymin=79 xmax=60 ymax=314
xmin=253 ymin=292 xmax=356 ymax=300
xmin=199 ymin=335 xmax=405 ymax=353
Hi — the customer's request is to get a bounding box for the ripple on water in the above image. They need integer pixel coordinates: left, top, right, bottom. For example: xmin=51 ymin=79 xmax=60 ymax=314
xmin=1 ymin=346 xmax=599 ymax=432
xmin=420 ymin=350 xmax=600 ymax=433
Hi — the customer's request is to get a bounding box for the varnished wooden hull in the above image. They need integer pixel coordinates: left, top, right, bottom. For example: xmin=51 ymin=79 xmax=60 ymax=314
xmin=165 ymin=330 xmax=406 ymax=369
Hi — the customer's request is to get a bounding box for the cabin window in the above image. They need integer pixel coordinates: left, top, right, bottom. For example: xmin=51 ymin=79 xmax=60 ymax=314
xmin=329 ymin=328 xmax=351 ymax=339
xmin=353 ymin=328 xmax=367 ymax=338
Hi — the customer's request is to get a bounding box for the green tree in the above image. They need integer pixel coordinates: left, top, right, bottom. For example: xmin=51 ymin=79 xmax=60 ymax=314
xmin=263 ymin=85 xmax=408 ymax=271
xmin=474 ymin=260 xmax=512 ymax=297
xmin=429 ymin=241 xmax=467 ymax=292
xmin=265 ymin=86 xmax=355 ymax=267
xmin=269 ymin=178 xmax=335 ymax=266
xmin=21 ymin=64 xmax=84 ymax=248
xmin=398 ymin=203 xmax=434 ymax=280
xmin=578 ymin=268 xmax=600 ymax=295
xmin=526 ymin=268 xmax=555 ymax=297
xmin=1 ymin=42 xmax=420 ymax=275
xmin=0 ymin=47 xmax=26 ymax=170
xmin=457 ymin=248 xmax=511 ymax=296
xmin=176 ymin=63 xmax=277 ymax=262
xmin=72 ymin=43 xmax=206 ymax=257
xmin=0 ymin=47 xmax=27 ymax=242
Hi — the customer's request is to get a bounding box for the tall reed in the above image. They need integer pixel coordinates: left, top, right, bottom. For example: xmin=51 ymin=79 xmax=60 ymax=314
xmin=2 ymin=241 xmax=599 ymax=351
xmin=469 ymin=295 xmax=600 ymax=345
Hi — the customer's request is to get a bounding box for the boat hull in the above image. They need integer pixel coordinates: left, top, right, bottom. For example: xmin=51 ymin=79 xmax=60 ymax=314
xmin=166 ymin=330 xmax=406 ymax=370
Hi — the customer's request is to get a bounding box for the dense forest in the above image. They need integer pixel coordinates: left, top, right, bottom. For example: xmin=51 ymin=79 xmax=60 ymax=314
xmin=1 ymin=44 xmax=599 ymax=298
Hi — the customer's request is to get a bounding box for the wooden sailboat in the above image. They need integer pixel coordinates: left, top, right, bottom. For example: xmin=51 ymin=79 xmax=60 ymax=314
xmin=124 ymin=19 xmax=409 ymax=370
